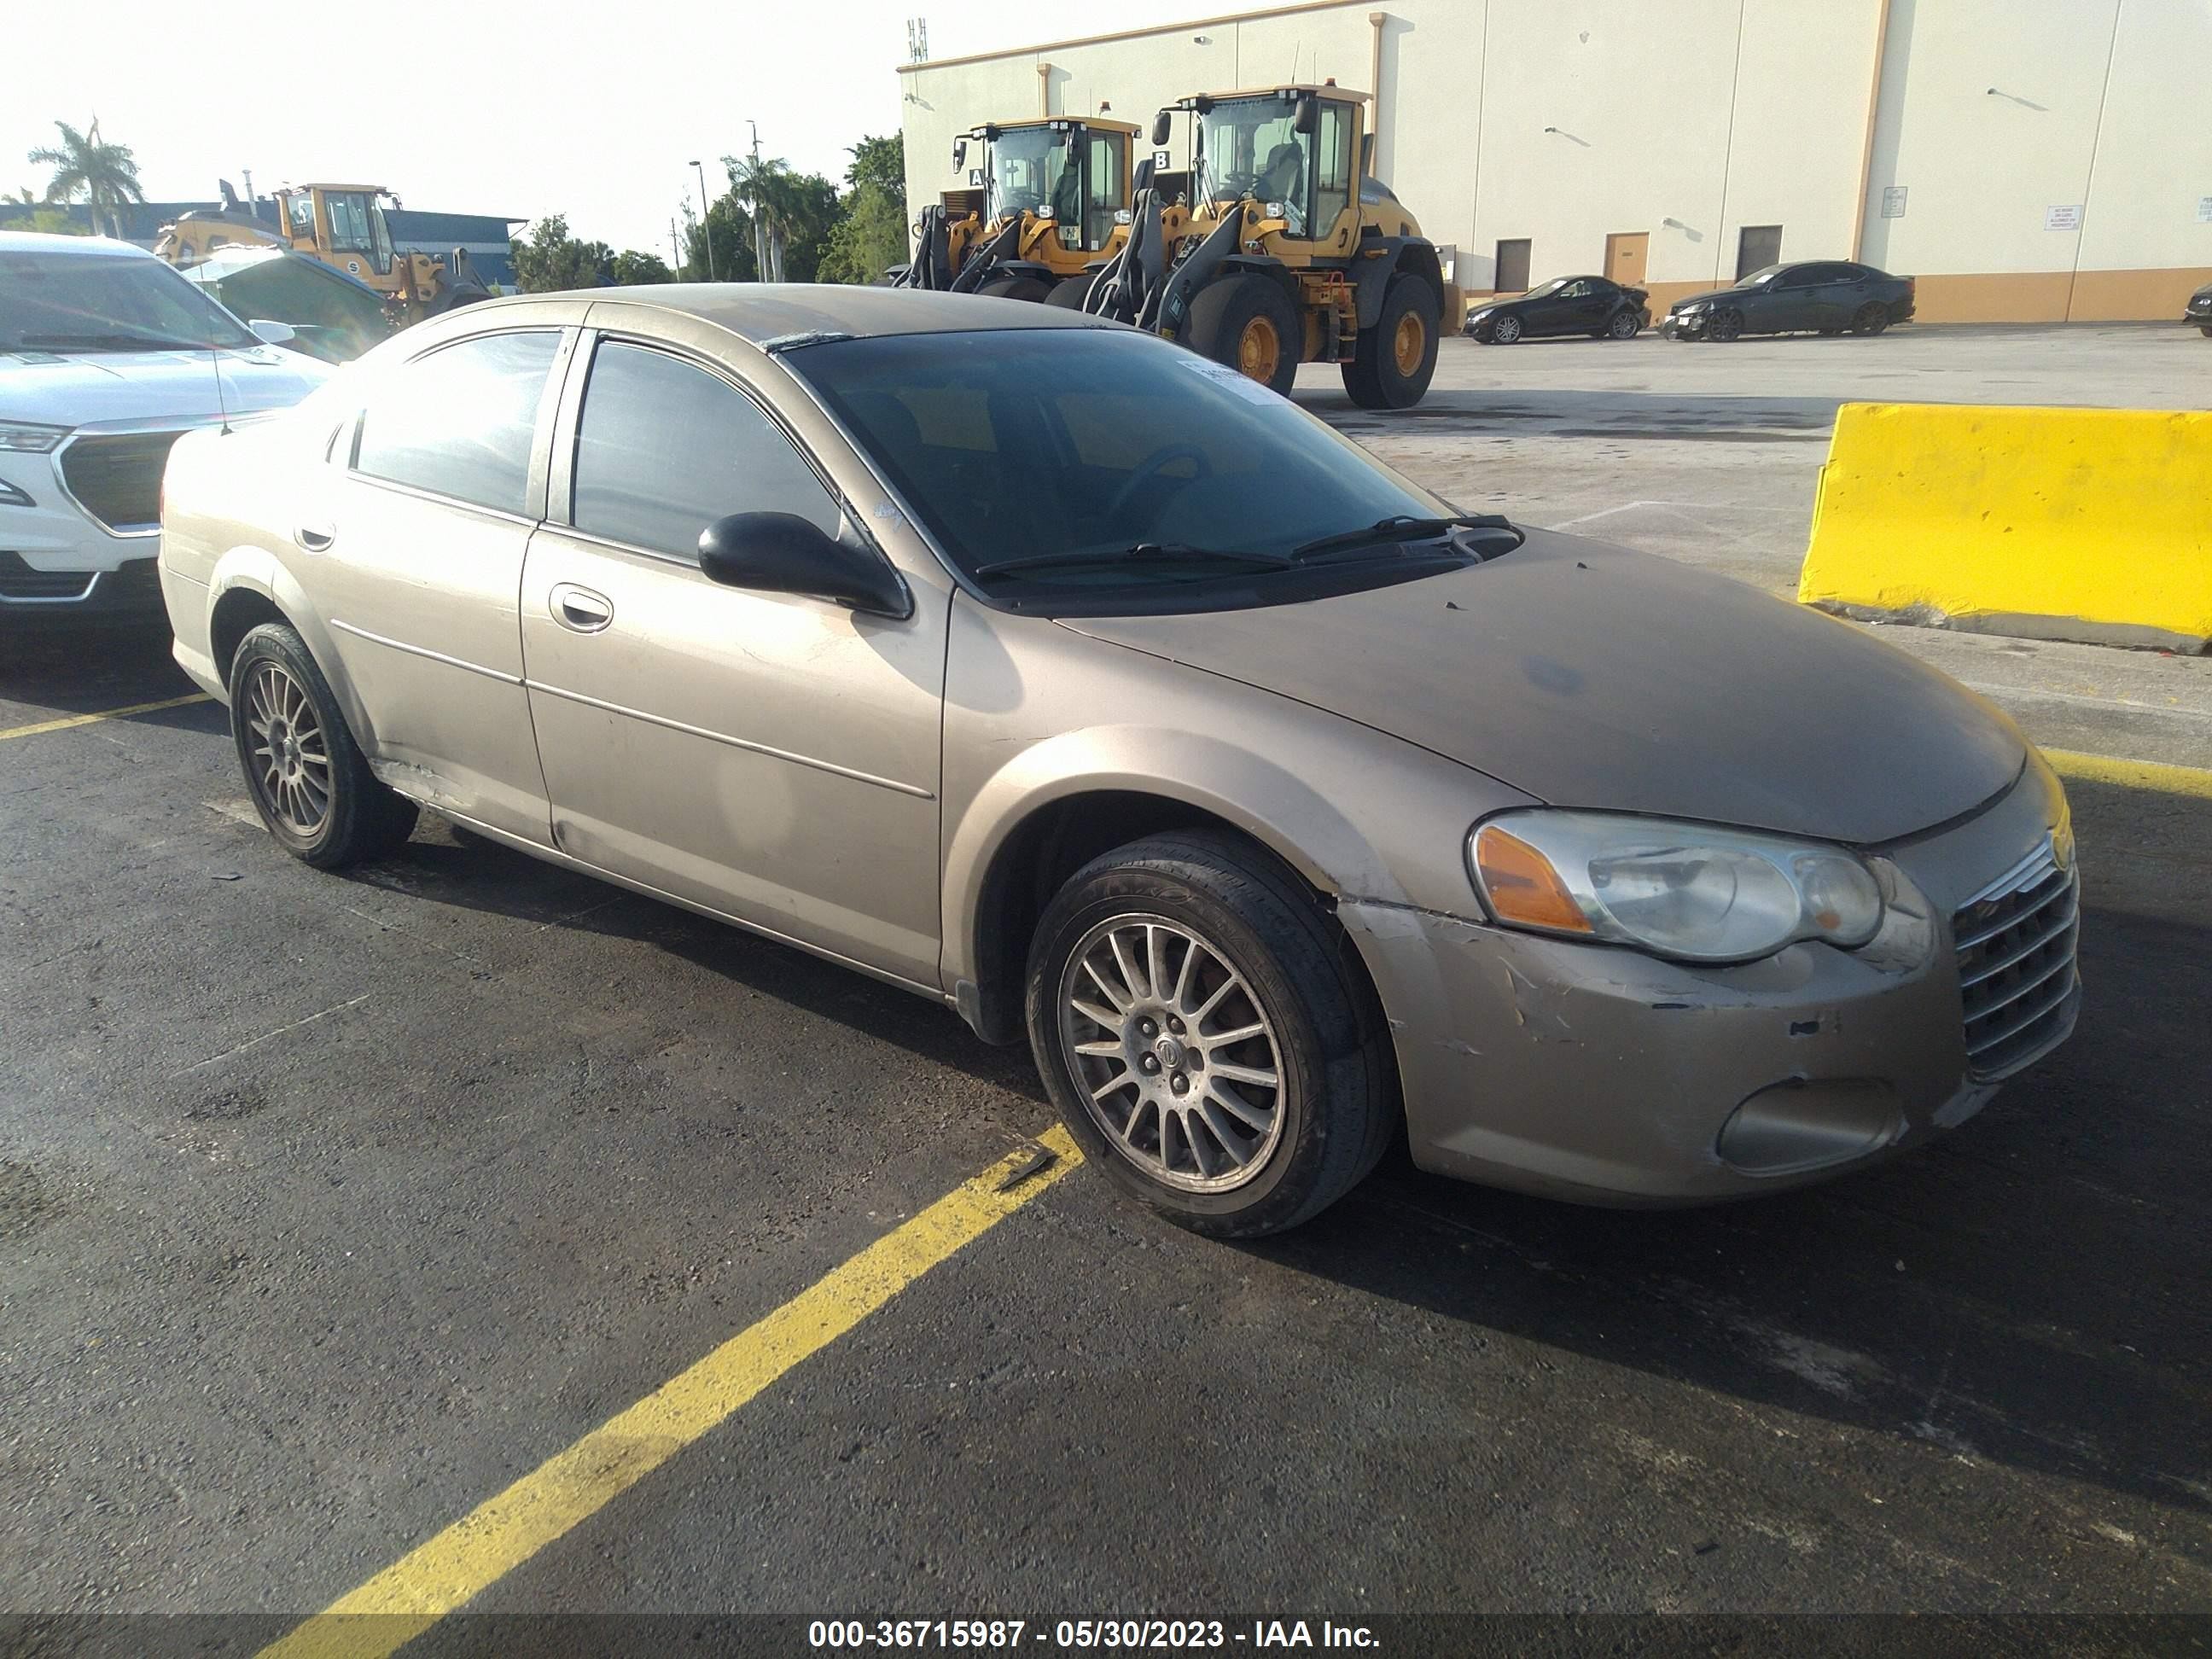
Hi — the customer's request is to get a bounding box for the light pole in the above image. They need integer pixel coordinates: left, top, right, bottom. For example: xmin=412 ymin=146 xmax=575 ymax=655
xmin=690 ymin=160 xmax=716 ymax=282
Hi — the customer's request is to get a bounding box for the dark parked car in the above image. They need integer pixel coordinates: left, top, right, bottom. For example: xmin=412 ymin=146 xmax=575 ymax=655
xmin=1464 ymin=276 xmax=1648 ymax=343
xmin=2186 ymin=282 xmax=2212 ymax=337
xmin=1663 ymin=261 xmax=1915 ymax=341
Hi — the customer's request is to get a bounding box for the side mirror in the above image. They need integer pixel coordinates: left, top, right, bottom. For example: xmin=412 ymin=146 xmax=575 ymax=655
xmin=1150 ymin=110 xmax=1173 ymax=147
xmin=952 ymin=138 xmax=968 ymax=172
xmin=1293 ymin=95 xmax=1318 ymax=136
xmin=697 ymin=512 xmax=910 ymax=619
xmin=248 ymin=318 xmax=297 ymax=345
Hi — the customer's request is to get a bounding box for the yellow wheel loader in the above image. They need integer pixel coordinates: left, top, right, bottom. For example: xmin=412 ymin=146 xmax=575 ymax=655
xmin=892 ymin=117 xmax=1138 ymax=305
xmin=156 ymin=183 xmax=489 ymax=329
xmin=1084 ymin=84 xmax=1464 ymax=408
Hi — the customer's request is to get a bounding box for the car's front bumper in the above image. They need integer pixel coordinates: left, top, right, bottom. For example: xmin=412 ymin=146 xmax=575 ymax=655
xmin=0 ymin=417 xmax=212 ymax=627
xmin=1661 ymin=311 xmax=1707 ymax=338
xmin=1338 ymin=757 xmax=2077 ymax=1204
xmin=2186 ymin=298 xmax=2212 ymax=327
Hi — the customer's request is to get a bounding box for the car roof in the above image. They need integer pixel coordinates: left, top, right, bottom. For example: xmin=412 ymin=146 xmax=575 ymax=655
xmin=461 ymin=282 xmax=1123 ymax=346
xmin=0 ymin=230 xmax=155 ymax=259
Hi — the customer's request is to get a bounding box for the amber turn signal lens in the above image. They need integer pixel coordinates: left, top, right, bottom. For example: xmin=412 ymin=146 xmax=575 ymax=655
xmin=1474 ymin=824 xmax=1594 ymax=934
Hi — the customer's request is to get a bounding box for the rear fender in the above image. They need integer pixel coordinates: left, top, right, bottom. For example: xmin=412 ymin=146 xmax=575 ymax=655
xmin=204 ymin=544 xmax=376 ymax=748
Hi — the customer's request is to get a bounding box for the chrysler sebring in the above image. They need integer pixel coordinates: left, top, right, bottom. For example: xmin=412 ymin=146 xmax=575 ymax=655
xmin=158 ymin=287 xmax=2079 ymax=1236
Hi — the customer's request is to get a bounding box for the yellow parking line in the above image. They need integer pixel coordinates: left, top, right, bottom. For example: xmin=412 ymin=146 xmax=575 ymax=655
xmin=0 ymin=692 xmax=212 ymax=742
xmin=257 ymin=1127 xmax=1083 ymax=1659
xmin=2047 ymin=748 xmax=2212 ymax=801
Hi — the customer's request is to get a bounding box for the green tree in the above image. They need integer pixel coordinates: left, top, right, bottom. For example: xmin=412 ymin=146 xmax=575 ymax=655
xmin=27 ymin=119 xmax=144 ymax=239
xmin=777 ymin=172 xmax=841 ymax=283
xmin=509 ymin=215 xmax=614 ymax=292
xmin=610 ymin=249 xmax=673 ymax=285
xmin=819 ymin=133 xmax=909 ymax=285
xmin=681 ymin=193 xmax=758 ymax=282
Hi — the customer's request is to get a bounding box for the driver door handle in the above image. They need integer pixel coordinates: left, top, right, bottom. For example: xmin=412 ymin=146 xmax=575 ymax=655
xmin=550 ymin=583 xmax=614 ymax=633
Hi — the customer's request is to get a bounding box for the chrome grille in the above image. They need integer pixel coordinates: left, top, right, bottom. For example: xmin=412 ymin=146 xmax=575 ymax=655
xmin=58 ymin=431 xmax=188 ymax=534
xmin=1954 ymin=838 xmax=2080 ymax=1080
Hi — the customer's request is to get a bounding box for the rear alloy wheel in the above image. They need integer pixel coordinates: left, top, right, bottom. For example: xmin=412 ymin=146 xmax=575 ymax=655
xmin=1489 ymin=312 xmax=1522 ymax=344
xmin=1605 ymin=310 xmax=1641 ymax=340
xmin=1342 ymin=272 xmax=1442 ymax=409
xmin=976 ymin=274 xmax=1054 ymax=304
xmin=229 ymin=621 xmax=416 ymax=870
xmin=1027 ymin=832 xmax=1394 ymax=1237
xmin=1852 ymin=301 xmax=1891 ymax=335
xmin=1707 ymin=307 xmax=1744 ymax=342
xmin=1185 ymin=272 xmax=1302 ymax=396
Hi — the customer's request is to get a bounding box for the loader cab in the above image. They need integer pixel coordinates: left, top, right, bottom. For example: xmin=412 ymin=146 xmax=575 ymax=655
xmin=278 ymin=185 xmax=397 ymax=278
xmin=953 ymin=119 xmax=1135 ymax=254
xmin=1166 ymin=86 xmax=1365 ymax=259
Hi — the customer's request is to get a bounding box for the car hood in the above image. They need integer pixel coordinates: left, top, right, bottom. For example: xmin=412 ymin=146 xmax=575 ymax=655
xmin=0 ymin=346 xmax=330 ymax=426
xmin=1056 ymin=531 xmax=2027 ymax=846
xmin=1672 ymin=286 xmax=1752 ymax=310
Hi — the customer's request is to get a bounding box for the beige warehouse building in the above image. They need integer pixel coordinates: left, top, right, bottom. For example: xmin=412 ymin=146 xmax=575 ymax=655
xmin=897 ymin=0 xmax=2212 ymax=323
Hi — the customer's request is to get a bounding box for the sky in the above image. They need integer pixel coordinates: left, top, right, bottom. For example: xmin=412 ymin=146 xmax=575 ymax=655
xmin=9 ymin=0 xmax=1205 ymax=258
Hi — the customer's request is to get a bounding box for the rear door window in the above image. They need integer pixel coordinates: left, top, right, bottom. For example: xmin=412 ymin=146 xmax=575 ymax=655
xmin=353 ymin=329 xmax=560 ymax=515
xmin=569 ymin=339 xmax=840 ymax=561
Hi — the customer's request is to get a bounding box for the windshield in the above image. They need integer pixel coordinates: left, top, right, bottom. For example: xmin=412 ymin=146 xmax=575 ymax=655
xmin=1197 ymin=97 xmax=1312 ymax=232
xmin=1521 ymin=277 xmax=1569 ymax=300
xmin=791 ymin=329 xmax=1461 ymax=614
xmin=0 ymin=252 xmax=259 ymax=352
xmin=1740 ymin=265 xmax=1784 ymax=286
xmin=988 ymin=127 xmax=1076 ymax=224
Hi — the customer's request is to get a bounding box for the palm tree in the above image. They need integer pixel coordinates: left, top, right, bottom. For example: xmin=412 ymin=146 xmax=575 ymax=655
xmin=725 ymin=152 xmax=798 ymax=282
xmin=29 ymin=119 xmax=145 ymax=239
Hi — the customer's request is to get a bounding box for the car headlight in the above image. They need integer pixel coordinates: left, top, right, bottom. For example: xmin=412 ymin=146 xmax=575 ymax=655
xmin=1469 ymin=810 xmax=1883 ymax=964
xmin=1469 ymin=306 xmax=1495 ymax=323
xmin=0 ymin=420 xmax=71 ymax=453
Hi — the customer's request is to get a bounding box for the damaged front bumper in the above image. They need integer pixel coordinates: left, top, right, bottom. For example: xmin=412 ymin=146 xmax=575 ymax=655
xmin=1337 ymin=760 xmax=2077 ymax=1205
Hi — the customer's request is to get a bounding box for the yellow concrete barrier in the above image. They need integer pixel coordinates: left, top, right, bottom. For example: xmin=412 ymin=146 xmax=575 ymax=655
xmin=1798 ymin=403 xmax=2212 ymax=653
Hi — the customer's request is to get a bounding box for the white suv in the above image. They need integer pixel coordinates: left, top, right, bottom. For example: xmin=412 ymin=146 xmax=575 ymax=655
xmin=1 ymin=232 xmax=329 ymax=626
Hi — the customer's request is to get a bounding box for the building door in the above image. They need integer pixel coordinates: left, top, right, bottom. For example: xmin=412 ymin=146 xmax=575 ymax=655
xmin=1604 ymin=231 xmax=1648 ymax=289
xmin=1493 ymin=237 xmax=1531 ymax=294
xmin=1737 ymin=224 xmax=1784 ymax=279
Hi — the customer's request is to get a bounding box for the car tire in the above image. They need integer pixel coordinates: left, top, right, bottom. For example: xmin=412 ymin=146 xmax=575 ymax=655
xmin=1185 ymin=272 xmax=1302 ymax=395
xmin=1708 ymin=307 xmax=1744 ymax=341
xmin=1852 ymin=302 xmax=1890 ymax=335
xmin=1026 ymin=831 xmax=1395 ymax=1237
xmin=2201 ymin=324 xmax=2212 ymax=338
xmin=1045 ymin=273 xmax=1097 ymax=309
xmin=1604 ymin=310 xmax=1641 ymax=340
xmin=976 ymin=275 xmax=1054 ymax=305
xmin=1342 ymin=273 xmax=1443 ymax=409
xmin=228 ymin=621 xmax=417 ymax=870
xmin=1488 ymin=312 xmax=1522 ymax=345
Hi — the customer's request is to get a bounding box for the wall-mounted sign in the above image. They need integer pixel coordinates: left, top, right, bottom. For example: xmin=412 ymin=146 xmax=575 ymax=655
xmin=1154 ymin=148 xmax=1173 ymax=169
xmin=968 ymin=169 xmax=984 ymax=188
xmin=2044 ymin=203 xmax=2082 ymax=231
xmin=2198 ymin=195 xmax=2212 ymax=223
xmin=1880 ymin=185 xmax=1907 ymax=218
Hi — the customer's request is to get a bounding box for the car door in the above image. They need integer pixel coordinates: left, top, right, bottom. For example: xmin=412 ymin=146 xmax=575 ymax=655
xmin=1762 ymin=265 xmax=1824 ymax=332
xmin=313 ymin=320 xmax=578 ymax=844
xmin=1573 ymin=278 xmax=1620 ymax=333
xmin=518 ymin=324 xmax=951 ymax=990
xmin=1799 ymin=263 xmax=1853 ymax=329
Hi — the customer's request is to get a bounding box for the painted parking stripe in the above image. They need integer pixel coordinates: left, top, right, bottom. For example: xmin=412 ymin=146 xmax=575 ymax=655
xmin=256 ymin=1127 xmax=1083 ymax=1659
xmin=0 ymin=692 xmax=212 ymax=742
xmin=2047 ymin=748 xmax=2212 ymax=801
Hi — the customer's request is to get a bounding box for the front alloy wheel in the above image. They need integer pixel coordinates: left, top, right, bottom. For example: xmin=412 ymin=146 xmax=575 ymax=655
xmin=1058 ymin=915 xmax=1284 ymax=1191
xmin=1491 ymin=314 xmax=1522 ymax=343
xmin=1026 ymin=831 xmax=1395 ymax=1237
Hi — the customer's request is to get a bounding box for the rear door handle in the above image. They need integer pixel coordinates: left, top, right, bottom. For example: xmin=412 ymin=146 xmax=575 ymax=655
xmin=295 ymin=523 xmax=335 ymax=552
xmin=550 ymin=582 xmax=614 ymax=633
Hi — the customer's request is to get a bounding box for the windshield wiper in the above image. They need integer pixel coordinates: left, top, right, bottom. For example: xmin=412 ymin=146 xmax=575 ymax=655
xmin=1289 ymin=514 xmax=1521 ymax=563
xmin=18 ymin=331 xmax=236 ymax=352
xmin=974 ymin=542 xmax=1295 ymax=580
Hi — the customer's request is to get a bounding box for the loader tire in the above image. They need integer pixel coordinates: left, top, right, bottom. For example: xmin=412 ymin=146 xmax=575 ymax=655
xmin=977 ymin=275 xmax=1054 ymax=305
xmin=1342 ymin=273 xmax=1440 ymax=410
xmin=1045 ymin=273 xmax=1098 ymax=309
xmin=1185 ymin=273 xmax=1301 ymax=397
